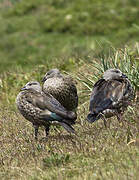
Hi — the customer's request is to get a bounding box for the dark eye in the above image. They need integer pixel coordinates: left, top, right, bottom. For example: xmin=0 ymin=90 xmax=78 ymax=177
xmin=114 ymin=70 xmax=119 ymax=73
xmin=32 ymin=82 xmax=37 ymax=85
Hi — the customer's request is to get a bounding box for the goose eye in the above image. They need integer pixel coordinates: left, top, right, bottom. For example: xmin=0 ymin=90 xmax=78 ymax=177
xmin=115 ymin=70 xmax=120 ymax=73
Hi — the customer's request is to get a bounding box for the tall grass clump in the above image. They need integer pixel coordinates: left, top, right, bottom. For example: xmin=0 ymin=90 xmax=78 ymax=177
xmin=78 ymin=43 xmax=139 ymax=97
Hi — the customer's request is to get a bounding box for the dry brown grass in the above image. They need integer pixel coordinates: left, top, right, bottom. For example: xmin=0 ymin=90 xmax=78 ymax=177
xmin=0 ymin=87 xmax=138 ymax=179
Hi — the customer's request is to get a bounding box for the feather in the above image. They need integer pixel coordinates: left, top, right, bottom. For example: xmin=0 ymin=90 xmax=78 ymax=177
xmin=58 ymin=122 xmax=75 ymax=134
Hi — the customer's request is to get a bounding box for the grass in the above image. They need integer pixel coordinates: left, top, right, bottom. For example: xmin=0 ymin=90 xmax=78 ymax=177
xmin=0 ymin=104 xmax=138 ymax=179
xmin=0 ymin=0 xmax=139 ymax=72
xmin=0 ymin=45 xmax=139 ymax=179
xmin=0 ymin=0 xmax=139 ymax=179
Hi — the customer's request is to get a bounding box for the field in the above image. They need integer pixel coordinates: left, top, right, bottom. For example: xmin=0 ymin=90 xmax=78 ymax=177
xmin=0 ymin=0 xmax=139 ymax=179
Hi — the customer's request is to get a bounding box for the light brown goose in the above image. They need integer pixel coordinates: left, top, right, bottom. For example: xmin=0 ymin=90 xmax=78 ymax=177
xmin=42 ymin=69 xmax=78 ymax=111
xmin=16 ymin=81 xmax=77 ymax=139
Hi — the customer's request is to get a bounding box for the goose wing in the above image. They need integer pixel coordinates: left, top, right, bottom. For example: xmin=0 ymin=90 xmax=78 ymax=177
xmin=25 ymin=90 xmax=77 ymax=120
xmin=89 ymin=79 xmax=127 ymax=113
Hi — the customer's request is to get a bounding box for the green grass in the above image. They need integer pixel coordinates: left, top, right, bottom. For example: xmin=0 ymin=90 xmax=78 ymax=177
xmin=0 ymin=0 xmax=139 ymax=179
xmin=0 ymin=0 xmax=139 ymax=72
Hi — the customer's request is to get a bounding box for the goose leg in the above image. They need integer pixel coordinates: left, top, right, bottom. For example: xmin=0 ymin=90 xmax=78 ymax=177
xmin=116 ymin=112 xmax=126 ymax=127
xmin=45 ymin=125 xmax=50 ymax=137
xmin=33 ymin=124 xmax=39 ymax=140
xmin=100 ymin=113 xmax=107 ymax=128
xmin=103 ymin=117 xmax=107 ymax=128
xmin=116 ymin=113 xmax=122 ymax=122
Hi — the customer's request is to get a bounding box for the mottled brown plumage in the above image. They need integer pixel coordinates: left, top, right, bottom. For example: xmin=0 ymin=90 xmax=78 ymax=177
xmin=87 ymin=69 xmax=134 ymax=124
xmin=16 ymin=81 xmax=77 ymax=139
xmin=42 ymin=69 xmax=78 ymax=111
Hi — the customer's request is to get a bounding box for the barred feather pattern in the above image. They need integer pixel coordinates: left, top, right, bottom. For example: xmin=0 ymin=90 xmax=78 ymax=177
xmin=43 ymin=76 xmax=78 ymax=111
xmin=16 ymin=91 xmax=50 ymax=126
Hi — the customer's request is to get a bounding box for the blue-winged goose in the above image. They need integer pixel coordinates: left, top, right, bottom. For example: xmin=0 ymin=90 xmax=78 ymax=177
xmin=16 ymin=81 xmax=77 ymax=139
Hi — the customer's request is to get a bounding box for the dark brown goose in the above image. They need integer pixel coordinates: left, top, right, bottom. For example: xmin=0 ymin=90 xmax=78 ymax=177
xmin=87 ymin=69 xmax=134 ymax=124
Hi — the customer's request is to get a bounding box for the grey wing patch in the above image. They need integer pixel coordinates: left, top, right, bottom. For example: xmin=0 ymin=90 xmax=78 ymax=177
xmin=23 ymin=90 xmax=69 ymax=119
xmin=25 ymin=90 xmax=66 ymax=112
xmin=40 ymin=92 xmax=77 ymax=120
xmin=43 ymin=92 xmax=66 ymax=111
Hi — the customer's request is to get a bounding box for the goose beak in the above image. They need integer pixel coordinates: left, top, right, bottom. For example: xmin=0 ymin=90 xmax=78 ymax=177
xmin=21 ymin=87 xmax=26 ymax=91
xmin=42 ymin=77 xmax=47 ymax=82
xmin=122 ymin=74 xmax=127 ymax=78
